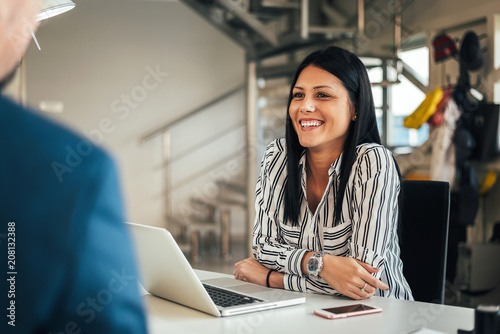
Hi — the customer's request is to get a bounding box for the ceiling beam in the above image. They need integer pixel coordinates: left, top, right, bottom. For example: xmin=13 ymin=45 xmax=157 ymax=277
xmin=216 ymin=0 xmax=279 ymax=46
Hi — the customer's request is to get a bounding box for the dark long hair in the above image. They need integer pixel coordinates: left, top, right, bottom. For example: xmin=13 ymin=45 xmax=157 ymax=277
xmin=284 ymin=46 xmax=393 ymax=226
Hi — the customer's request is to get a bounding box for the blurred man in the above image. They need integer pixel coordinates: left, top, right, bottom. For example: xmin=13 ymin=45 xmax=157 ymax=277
xmin=0 ymin=1 xmax=148 ymax=332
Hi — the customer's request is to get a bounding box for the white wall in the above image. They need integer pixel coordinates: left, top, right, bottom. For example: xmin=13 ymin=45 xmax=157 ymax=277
xmin=25 ymin=0 xmax=245 ymax=228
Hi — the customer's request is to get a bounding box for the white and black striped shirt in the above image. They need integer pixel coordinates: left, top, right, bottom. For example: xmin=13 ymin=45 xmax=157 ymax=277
xmin=252 ymin=138 xmax=413 ymax=300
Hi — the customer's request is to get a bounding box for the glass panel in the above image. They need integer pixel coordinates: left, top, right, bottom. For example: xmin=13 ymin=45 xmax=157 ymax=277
xmin=392 ymin=117 xmax=429 ymax=147
xmin=392 ymin=75 xmax=425 ymax=116
xmin=368 ymin=67 xmax=383 ymax=84
xmin=372 ymin=86 xmax=382 ymax=108
xmin=390 ymin=74 xmax=428 ymax=147
xmin=365 ymin=48 xmax=430 ymax=147
xmin=360 ymin=57 xmax=383 ymax=67
xmin=369 ymin=67 xmax=383 ymax=109
xmin=376 ymin=108 xmax=383 ymax=138
xmin=399 ymin=47 xmax=429 ymax=85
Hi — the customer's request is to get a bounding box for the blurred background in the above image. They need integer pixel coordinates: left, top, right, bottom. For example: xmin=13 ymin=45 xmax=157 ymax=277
xmin=7 ymin=0 xmax=500 ymax=308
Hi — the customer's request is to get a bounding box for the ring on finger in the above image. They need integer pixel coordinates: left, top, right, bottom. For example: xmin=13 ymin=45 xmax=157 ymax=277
xmin=361 ymin=282 xmax=367 ymax=292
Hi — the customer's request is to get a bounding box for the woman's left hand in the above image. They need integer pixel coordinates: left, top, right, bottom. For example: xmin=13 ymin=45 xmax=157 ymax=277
xmin=319 ymin=255 xmax=388 ymax=300
xmin=233 ymin=257 xmax=269 ymax=286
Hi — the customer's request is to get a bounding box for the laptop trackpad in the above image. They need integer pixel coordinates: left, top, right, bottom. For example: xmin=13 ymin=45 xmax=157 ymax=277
xmin=202 ymin=277 xmax=268 ymax=295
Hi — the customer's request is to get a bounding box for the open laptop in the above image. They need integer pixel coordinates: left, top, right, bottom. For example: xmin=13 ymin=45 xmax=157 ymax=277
xmin=126 ymin=222 xmax=305 ymax=317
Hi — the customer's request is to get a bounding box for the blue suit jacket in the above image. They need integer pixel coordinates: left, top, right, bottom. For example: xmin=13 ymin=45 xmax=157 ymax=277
xmin=0 ymin=96 xmax=148 ymax=333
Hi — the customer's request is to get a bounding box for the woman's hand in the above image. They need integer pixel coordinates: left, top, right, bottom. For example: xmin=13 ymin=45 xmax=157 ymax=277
xmin=233 ymin=258 xmax=269 ymax=286
xmin=233 ymin=258 xmax=284 ymax=288
xmin=320 ymin=255 xmax=389 ymax=300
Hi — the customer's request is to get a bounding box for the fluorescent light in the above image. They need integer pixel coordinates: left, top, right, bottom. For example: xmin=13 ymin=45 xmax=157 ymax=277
xmin=32 ymin=0 xmax=76 ymax=50
xmin=37 ymin=0 xmax=76 ymax=21
xmin=39 ymin=100 xmax=64 ymax=113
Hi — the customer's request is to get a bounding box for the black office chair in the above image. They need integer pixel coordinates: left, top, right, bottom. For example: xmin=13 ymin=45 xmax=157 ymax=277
xmin=399 ymin=180 xmax=450 ymax=304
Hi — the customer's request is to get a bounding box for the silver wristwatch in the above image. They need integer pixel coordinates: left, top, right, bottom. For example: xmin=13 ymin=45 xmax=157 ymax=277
xmin=307 ymin=251 xmax=326 ymax=277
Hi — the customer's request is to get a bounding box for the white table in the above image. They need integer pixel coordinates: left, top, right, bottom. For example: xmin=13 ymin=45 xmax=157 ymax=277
xmin=144 ymin=270 xmax=475 ymax=334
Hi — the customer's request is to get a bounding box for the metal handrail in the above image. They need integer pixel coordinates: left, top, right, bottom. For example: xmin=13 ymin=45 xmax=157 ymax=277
xmin=171 ymin=150 xmax=244 ymax=190
xmin=148 ymin=85 xmax=247 ymax=236
xmin=141 ymin=84 xmax=246 ymax=143
xmin=167 ymin=120 xmax=245 ymax=164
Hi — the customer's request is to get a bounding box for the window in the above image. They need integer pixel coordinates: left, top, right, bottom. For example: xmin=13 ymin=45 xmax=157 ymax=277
xmin=365 ymin=47 xmax=430 ymax=147
xmin=367 ymin=67 xmax=385 ymax=140
xmin=392 ymin=47 xmax=429 ymax=147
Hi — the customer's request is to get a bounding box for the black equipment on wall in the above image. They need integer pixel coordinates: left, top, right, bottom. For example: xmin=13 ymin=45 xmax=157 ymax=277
xmin=469 ymin=103 xmax=500 ymax=161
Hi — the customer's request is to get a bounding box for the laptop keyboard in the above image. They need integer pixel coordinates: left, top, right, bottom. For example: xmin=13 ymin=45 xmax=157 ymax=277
xmin=203 ymin=284 xmax=264 ymax=308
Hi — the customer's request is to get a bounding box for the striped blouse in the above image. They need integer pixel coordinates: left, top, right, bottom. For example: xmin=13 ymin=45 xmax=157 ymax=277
xmin=252 ymin=138 xmax=413 ymax=300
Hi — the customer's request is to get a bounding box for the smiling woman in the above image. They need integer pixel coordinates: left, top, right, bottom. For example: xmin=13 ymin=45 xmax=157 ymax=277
xmin=233 ymin=46 xmax=414 ymax=301
xmin=289 ymin=66 xmax=355 ymax=162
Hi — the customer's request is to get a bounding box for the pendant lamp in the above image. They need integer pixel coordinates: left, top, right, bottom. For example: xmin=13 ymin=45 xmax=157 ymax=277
xmin=37 ymin=0 xmax=76 ymax=21
xmin=31 ymin=0 xmax=76 ymax=50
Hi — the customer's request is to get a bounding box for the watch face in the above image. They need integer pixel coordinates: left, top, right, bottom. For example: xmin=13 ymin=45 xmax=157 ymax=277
xmin=308 ymin=257 xmax=319 ymax=273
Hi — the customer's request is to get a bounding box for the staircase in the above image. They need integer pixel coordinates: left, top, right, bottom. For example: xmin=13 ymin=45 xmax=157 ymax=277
xmin=142 ymin=86 xmax=248 ymax=261
xmin=179 ymin=0 xmax=365 ymax=59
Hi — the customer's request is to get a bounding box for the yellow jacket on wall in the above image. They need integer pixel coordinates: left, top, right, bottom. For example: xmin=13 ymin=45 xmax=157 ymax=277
xmin=404 ymin=87 xmax=444 ymax=129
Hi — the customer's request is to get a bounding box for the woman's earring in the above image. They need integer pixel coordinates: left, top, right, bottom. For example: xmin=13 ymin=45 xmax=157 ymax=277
xmin=353 ymin=115 xmax=357 ymax=121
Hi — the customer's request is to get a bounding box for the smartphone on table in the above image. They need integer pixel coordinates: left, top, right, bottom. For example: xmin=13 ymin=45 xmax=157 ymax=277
xmin=314 ymin=304 xmax=382 ymax=319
